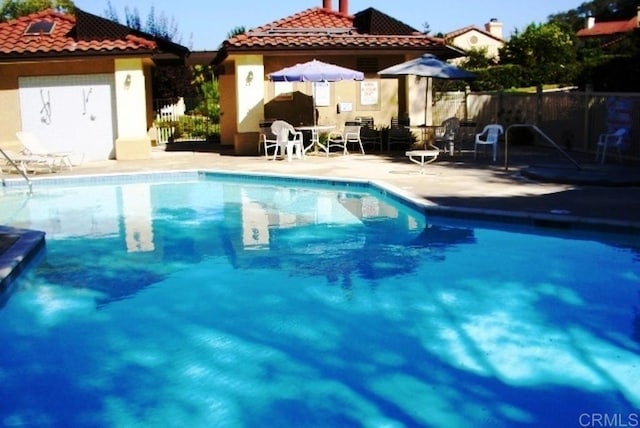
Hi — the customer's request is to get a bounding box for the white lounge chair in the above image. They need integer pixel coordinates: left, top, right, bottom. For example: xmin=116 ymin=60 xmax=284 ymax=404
xmin=16 ymin=131 xmax=75 ymax=170
xmin=1 ymin=148 xmax=56 ymax=175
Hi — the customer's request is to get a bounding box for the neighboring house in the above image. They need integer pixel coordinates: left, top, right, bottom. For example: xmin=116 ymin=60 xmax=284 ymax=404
xmin=576 ymin=7 xmax=640 ymax=49
xmin=0 ymin=8 xmax=189 ymax=161
xmin=444 ymin=18 xmax=505 ymax=64
xmin=212 ymin=0 xmax=465 ymax=155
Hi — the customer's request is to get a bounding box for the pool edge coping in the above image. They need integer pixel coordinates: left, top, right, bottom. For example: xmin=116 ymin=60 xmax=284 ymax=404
xmin=0 ymin=225 xmax=45 ymax=292
xmin=4 ymin=168 xmax=640 ymax=235
xmin=1 ymin=168 xmax=638 ymax=290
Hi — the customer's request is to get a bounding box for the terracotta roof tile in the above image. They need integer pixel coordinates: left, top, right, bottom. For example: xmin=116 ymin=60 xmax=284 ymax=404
xmin=577 ymin=17 xmax=637 ymax=37
xmin=257 ymin=7 xmax=353 ymax=30
xmin=221 ymin=6 xmax=461 ymax=58
xmin=0 ymin=8 xmax=159 ymax=59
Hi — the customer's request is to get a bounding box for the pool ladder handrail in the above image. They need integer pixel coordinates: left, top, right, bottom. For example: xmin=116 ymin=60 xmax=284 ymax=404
xmin=504 ymin=124 xmax=582 ymax=172
xmin=0 ymin=147 xmax=33 ymax=195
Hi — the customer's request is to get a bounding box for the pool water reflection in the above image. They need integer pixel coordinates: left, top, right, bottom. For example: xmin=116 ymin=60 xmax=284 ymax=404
xmin=0 ymin=173 xmax=638 ymax=427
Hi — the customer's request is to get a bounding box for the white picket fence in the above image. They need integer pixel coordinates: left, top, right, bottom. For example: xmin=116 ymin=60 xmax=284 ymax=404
xmin=154 ymin=98 xmax=186 ymax=144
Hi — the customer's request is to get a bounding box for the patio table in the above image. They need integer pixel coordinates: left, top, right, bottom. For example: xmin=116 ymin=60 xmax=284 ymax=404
xmin=295 ymin=125 xmax=335 ymax=155
xmin=410 ymin=124 xmax=440 ymax=148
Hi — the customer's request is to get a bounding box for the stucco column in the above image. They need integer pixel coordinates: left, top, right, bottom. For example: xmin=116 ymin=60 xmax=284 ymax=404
xmin=114 ymin=58 xmax=151 ymax=159
xmin=234 ymin=55 xmax=265 ymax=155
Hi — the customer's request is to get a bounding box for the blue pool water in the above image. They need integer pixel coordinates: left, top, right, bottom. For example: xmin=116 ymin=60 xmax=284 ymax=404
xmin=0 ymin=172 xmax=639 ymax=428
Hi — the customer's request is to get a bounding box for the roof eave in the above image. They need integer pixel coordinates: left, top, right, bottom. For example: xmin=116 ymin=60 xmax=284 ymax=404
xmin=0 ymin=49 xmax=156 ymax=63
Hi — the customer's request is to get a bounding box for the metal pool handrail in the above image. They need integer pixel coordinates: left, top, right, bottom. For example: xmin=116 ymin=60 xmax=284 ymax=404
xmin=504 ymin=124 xmax=582 ymax=172
xmin=0 ymin=147 xmax=33 ymax=195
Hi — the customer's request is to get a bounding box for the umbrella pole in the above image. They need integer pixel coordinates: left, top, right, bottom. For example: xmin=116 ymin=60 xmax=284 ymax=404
xmin=312 ymin=83 xmax=318 ymax=154
xmin=426 ymin=77 xmax=433 ymax=126
xmin=423 ymin=79 xmax=428 ymax=126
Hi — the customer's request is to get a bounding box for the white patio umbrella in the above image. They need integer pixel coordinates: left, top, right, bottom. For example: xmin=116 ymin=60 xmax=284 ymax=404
xmin=378 ymin=54 xmax=475 ymax=125
xmin=268 ymin=59 xmax=364 ymax=125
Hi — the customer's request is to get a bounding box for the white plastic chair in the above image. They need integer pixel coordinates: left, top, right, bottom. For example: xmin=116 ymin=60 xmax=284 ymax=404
xmin=434 ymin=117 xmax=460 ymax=155
xmin=327 ymin=123 xmax=364 ymax=156
xmin=270 ymin=120 xmax=303 ymax=162
xmin=595 ymin=127 xmax=627 ymax=164
xmin=474 ymin=124 xmax=504 ymax=161
xmin=258 ymin=122 xmax=278 ymax=157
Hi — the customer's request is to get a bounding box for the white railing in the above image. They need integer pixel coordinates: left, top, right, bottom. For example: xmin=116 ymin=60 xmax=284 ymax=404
xmin=0 ymin=147 xmax=32 ymax=195
xmin=154 ymin=98 xmax=186 ymax=144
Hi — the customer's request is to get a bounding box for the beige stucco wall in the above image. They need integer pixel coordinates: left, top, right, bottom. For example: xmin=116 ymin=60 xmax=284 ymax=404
xmin=218 ymin=53 xmax=412 ymax=154
xmin=451 ymin=31 xmax=504 ymax=63
xmin=0 ymin=57 xmax=155 ymax=160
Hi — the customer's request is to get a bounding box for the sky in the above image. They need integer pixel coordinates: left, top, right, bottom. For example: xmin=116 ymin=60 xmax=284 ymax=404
xmin=72 ymin=0 xmax=583 ymax=51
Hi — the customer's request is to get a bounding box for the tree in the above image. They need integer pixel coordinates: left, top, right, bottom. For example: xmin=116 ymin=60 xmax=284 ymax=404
xmin=549 ymin=0 xmax=640 ymax=32
xmin=104 ymin=0 xmax=181 ymax=43
xmin=103 ymin=1 xmax=195 ymax=102
xmin=0 ymin=0 xmax=74 ymax=21
xmin=226 ymin=26 xmax=245 ymax=39
xmin=499 ymin=22 xmax=578 ymax=86
xmin=461 ymin=47 xmax=497 ymax=69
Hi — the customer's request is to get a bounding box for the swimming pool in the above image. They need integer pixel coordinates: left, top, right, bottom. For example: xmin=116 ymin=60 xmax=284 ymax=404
xmin=1 ymin=171 xmax=639 ymax=427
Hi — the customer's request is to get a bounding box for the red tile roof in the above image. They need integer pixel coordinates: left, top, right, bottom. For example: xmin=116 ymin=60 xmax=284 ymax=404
xmin=577 ymin=17 xmax=638 ymax=37
xmin=0 ymin=8 xmax=187 ymax=61
xmin=220 ymin=7 xmax=462 ymax=59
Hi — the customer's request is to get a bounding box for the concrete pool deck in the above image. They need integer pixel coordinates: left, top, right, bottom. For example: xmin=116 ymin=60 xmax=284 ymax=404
xmin=3 ymin=144 xmax=640 ymax=225
xmin=1 ymin=144 xmax=640 ymax=287
xmin=22 ymin=145 xmax=640 ymax=221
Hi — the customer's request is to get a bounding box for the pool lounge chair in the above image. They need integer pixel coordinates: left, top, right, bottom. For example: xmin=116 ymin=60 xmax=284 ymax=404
xmin=16 ymin=131 xmax=74 ymax=171
xmin=1 ymin=149 xmax=56 ymax=175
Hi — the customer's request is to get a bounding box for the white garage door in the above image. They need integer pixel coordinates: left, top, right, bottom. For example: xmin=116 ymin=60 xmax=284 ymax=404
xmin=19 ymin=74 xmax=117 ymax=161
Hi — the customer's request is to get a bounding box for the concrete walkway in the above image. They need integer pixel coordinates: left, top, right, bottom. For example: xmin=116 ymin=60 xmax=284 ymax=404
xmin=4 ymin=144 xmax=637 ymax=231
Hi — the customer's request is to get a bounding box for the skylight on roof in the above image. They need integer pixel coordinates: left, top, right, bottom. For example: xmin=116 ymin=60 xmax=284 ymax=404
xmin=24 ymin=21 xmax=55 ymax=35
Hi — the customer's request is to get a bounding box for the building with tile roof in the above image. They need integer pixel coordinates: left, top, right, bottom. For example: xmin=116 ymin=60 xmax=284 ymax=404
xmin=577 ymin=8 xmax=640 ymax=49
xmin=444 ymin=19 xmax=505 ymax=65
xmin=0 ymin=8 xmax=189 ymax=161
xmin=212 ymin=0 xmax=466 ymax=154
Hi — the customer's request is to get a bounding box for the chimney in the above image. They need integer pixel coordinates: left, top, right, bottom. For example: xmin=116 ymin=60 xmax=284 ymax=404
xmin=339 ymin=0 xmax=348 ymax=14
xmin=323 ymin=0 xmax=331 ymax=10
xmin=485 ymin=18 xmax=503 ymax=39
xmin=586 ymin=16 xmax=595 ymax=29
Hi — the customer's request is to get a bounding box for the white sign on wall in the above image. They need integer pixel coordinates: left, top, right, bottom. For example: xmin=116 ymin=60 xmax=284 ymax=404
xmin=360 ymin=81 xmax=379 ymax=106
xmin=313 ymin=82 xmax=330 ymax=106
